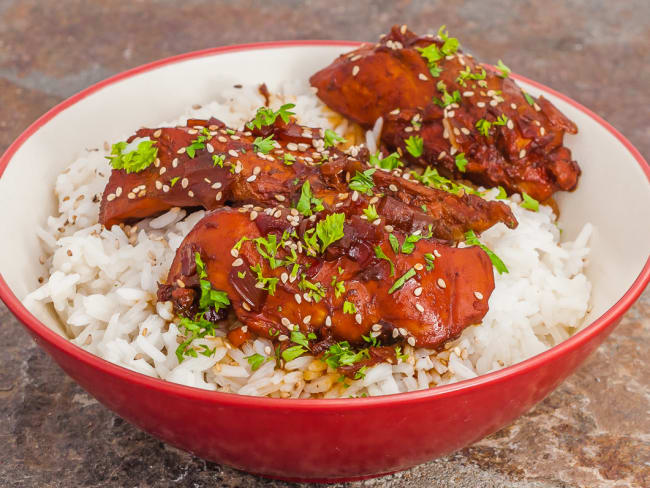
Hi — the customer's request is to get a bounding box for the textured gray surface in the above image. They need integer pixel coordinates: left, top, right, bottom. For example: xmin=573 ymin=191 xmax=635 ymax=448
xmin=0 ymin=1 xmax=648 ymax=487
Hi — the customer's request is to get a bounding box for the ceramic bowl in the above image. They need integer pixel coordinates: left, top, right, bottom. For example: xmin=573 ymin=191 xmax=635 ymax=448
xmin=0 ymin=42 xmax=648 ymax=482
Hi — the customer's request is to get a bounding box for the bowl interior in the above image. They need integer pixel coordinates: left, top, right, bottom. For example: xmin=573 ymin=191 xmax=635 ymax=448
xmin=1 ymin=44 xmax=648 ymax=347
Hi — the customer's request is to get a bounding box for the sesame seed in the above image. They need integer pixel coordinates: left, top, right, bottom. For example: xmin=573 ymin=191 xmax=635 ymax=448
xmin=230 ymin=135 xmax=240 ymax=140
xmin=540 ymin=127 xmax=546 ymax=136
xmin=176 ymin=279 xmax=185 ymax=288
xmin=510 ymin=103 xmax=517 ymax=110
xmin=246 ymin=174 xmax=257 ymax=182
xmin=507 ymin=120 xmax=514 ymax=130
xmin=418 ymin=73 xmax=428 ymax=81
xmin=230 ymin=248 xmax=239 ymax=257
xmin=450 ymin=147 xmax=457 ymax=156
xmin=215 ymin=191 xmax=222 ymax=201
xmin=188 ymin=190 xmax=194 ymax=197
xmin=274 ymin=194 xmax=286 ymax=202
xmin=414 ymin=263 xmax=424 ymax=271
xmin=232 ymin=258 xmax=243 ymax=267
xmin=474 ymin=291 xmax=484 ymax=300
xmin=414 ymin=287 xmax=423 ymax=297
xmin=389 ymin=184 xmax=398 ymax=192
xmin=264 ymin=346 xmax=272 ymax=355
xmin=211 ymin=182 xmax=222 ymax=190
xmin=153 ymin=129 xmax=162 ymax=138
xmin=384 ymin=225 xmax=394 ymax=232
xmin=407 ymin=337 xmax=416 ymax=347
xmin=187 ymin=129 xmax=198 ymax=135
xmin=127 ymin=192 xmax=135 ymax=199
xmin=181 ymin=178 xmax=189 ymax=189
xmin=400 ymin=24 xmax=407 ymax=34
xmin=218 ymin=136 xmax=227 ymax=143
xmin=453 ymin=128 xmax=461 ymax=136
xmin=303 ymin=315 xmax=312 ymax=325
xmin=476 ymin=101 xmax=486 ymax=108
xmin=206 ymin=143 xmax=214 ymax=153
xmin=177 ymin=147 xmax=186 ymax=154
xmin=352 ymin=65 xmax=360 ymax=76
xmin=355 ymin=313 xmax=362 ymax=325
xmin=162 ymin=185 xmax=170 ymax=193
xmin=461 ymin=127 xmax=470 ymax=135
xmin=519 ymin=149 xmax=527 ymax=158
xmin=533 ymin=103 xmax=541 ymax=111
xmin=446 ymin=110 xmax=455 ymax=118
xmin=463 ymin=91 xmax=474 ymax=97
xmin=294 ymin=293 xmax=302 ymax=304
xmin=437 ymin=278 xmax=446 ymax=288
xmin=249 ymin=211 xmax=258 ymax=221
xmin=399 ymin=328 xmax=407 ymax=336
xmin=114 ymin=187 xmax=122 ymax=197
xmin=278 ymin=334 xmax=288 ymax=342
xmin=434 ymin=250 xmax=441 ymax=257
xmin=227 ymin=149 xmax=238 ymax=158
xmin=371 ymin=323 xmax=382 ymax=332
xmin=106 ymin=194 xmax=116 ymax=201
xmin=351 ymin=191 xmax=359 ymax=202
xmin=415 ymin=303 xmax=424 ymax=313
xmin=155 ymin=181 xmax=162 ymax=190
xmin=280 ymin=272 xmax=288 ymax=283
xmin=303 ymin=293 xmax=312 ymax=303
xmin=489 ymin=100 xmax=498 ymax=107
xmin=392 ymin=328 xmax=399 ymax=338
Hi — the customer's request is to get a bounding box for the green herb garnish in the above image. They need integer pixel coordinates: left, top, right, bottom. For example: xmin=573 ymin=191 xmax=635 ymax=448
xmin=107 ymin=140 xmax=158 ymax=174
xmin=464 ymin=230 xmax=508 ymax=274
xmin=247 ymin=103 xmax=296 ymax=130
xmin=282 ymin=345 xmax=307 ymax=362
xmin=496 ymin=59 xmax=511 ymax=78
xmin=455 ymin=153 xmax=468 ymax=172
xmin=323 ymin=341 xmax=369 ymax=369
xmin=363 ymin=204 xmax=379 ymax=222
xmin=212 ymin=154 xmax=225 ymax=167
xmin=295 ymin=180 xmax=324 ymax=217
xmin=246 ymin=353 xmax=268 ymax=371
xmin=253 ymin=135 xmax=275 ymax=154
xmin=369 ymin=151 xmax=403 ymax=170
xmin=343 ymin=301 xmax=357 ymax=314
xmin=315 ymin=212 xmax=345 ymax=252
xmin=349 ymin=168 xmax=376 ymax=196
xmin=374 ymin=245 xmax=395 ymax=276
xmin=405 ymin=135 xmax=424 ymax=157
xmin=388 ymin=268 xmax=416 ymax=294
xmin=521 ymin=192 xmax=539 ymax=211
xmin=323 ymin=129 xmax=346 ymax=148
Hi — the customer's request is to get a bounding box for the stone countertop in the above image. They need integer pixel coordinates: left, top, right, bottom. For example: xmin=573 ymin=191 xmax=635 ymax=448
xmin=0 ymin=1 xmax=648 ymax=486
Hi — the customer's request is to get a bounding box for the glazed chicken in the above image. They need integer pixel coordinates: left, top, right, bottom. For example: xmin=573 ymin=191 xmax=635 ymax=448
xmin=310 ymin=25 xmax=581 ymax=202
xmin=160 ymin=205 xmax=495 ymax=354
xmin=99 ymin=115 xmax=516 ymax=241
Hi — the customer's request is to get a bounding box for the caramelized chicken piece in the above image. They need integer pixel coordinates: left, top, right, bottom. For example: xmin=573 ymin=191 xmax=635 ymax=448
xmin=161 ymin=206 xmax=494 ymax=350
xmin=99 ymin=117 xmax=516 ymax=241
xmin=310 ymin=25 xmax=581 ymax=202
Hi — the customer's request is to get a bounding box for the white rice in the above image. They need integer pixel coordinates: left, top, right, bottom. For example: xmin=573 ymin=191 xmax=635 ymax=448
xmin=24 ymin=81 xmax=592 ymax=398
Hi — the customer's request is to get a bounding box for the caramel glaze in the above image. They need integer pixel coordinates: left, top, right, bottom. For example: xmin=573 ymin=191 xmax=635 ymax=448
xmin=310 ymin=25 xmax=581 ymax=202
xmin=98 ymin=117 xmax=517 ymax=241
xmin=161 ymin=206 xmax=494 ymax=356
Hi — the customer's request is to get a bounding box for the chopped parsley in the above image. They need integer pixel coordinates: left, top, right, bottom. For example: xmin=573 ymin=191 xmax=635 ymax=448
xmin=349 ymin=168 xmax=376 ymax=195
xmin=437 ymin=25 xmax=460 ymax=55
xmin=195 ymin=252 xmax=231 ymax=311
xmin=249 ymin=263 xmax=279 ymax=295
xmin=232 ymin=236 xmax=250 ymax=252
xmin=343 ymin=301 xmax=357 ymax=314
xmin=290 ymin=326 xmax=311 ymax=349
xmin=283 ymin=153 xmax=296 ymax=165
xmin=369 ymin=151 xmax=403 ymax=170
xmin=107 ymin=139 xmax=158 ymax=174
xmin=388 ymin=268 xmax=416 ymax=294
xmin=395 ymin=346 xmax=409 ymax=362
xmin=331 ymin=275 xmax=346 ymax=298
xmin=282 ymin=345 xmax=307 ymax=362
xmin=496 ymin=59 xmax=511 ymax=78
xmin=389 ymin=233 xmax=400 ymax=254
xmin=247 ymin=103 xmax=296 ymax=130
xmin=175 ymin=314 xmax=220 ymax=363
xmin=186 ymin=128 xmax=210 ymax=158
xmin=354 ymin=366 xmax=368 ymax=380
xmin=253 ymin=135 xmax=275 ymax=154
xmin=523 ymin=91 xmax=535 ymax=106
xmin=314 ymin=212 xmax=345 ymax=253
xmin=476 ymin=118 xmax=491 ymax=137
xmin=323 ymin=341 xmax=369 ymax=369
xmin=323 ymin=129 xmax=346 ymax=148
xmin=401 ymin=226 xmax=433 ymax=254
xmin=363 ymin=204 xmax=379 ymax=222
xmin=415 ymin=25 xmax=460 ymax=78
xmin=493 ymin=114 xmax=508 ymax=126
xmin=212 ymin=154 xmax=225 ymax=167
xmin=295 ymin=180 xmax=324 ymax=217
xmin=170 ymin=176 xmax=180 ymax=187
xmin=464 ymin=230 xmax=508 ymax=274
xmin=253 ymin=233 xmax=284 ymax=269
xmin=456 ymin=66 xmax=487 ymax=86
xmin=405 ymin=135 xmax=424 ymax=157
xmin=246 ymin=353 xmax=268 ymax=371
xmin=455 ymin=152 xmax=468 ymax=172
xmin=521 ymin=192 xmax=539 ymax=211
xmin=374 ymin=245 xmax=395 ymax=276
xmin=411 ymin=166 xmax=482 ymax=197
xmin=424 ymin=252 xmax=436 ymax=271
xmin=298 ymin=274 xmax=326 ymax=303
xmin=495 ymin=186 xmax=508 ymax=199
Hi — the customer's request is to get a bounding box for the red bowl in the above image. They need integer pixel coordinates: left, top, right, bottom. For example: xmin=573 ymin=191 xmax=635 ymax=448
xmin=1 ymin=41 xmax=649 ymax=482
